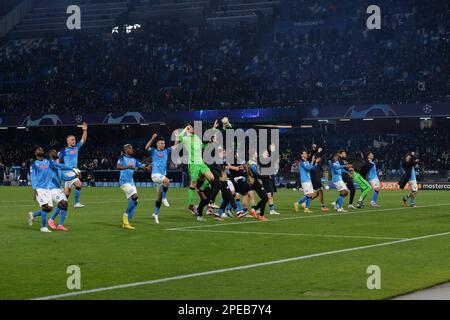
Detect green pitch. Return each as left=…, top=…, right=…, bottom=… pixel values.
left=0, top=186, right=449, bottom=300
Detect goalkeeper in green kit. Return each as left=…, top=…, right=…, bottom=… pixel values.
left=176, top=121, right=220, bottom=217
left=348, top=151, right=373, bottom=208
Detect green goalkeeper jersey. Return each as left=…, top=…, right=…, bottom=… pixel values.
left=179, top=133, right=205, bottom=165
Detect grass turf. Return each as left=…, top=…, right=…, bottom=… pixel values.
left=0, top=186, right=449, bottom=300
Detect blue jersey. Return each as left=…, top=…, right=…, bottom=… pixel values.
left=117, top=155, right=143, bottom=186
left=299, top=160, right=315, bottom=183
left=30, top=159, right=74, bottom=190
left=59, top=141, right=83, bottom=168
left=330, top=160, right=349, bottom=183
left=368, top=160, right=378, bottom=181
left=149, top=147, right=171, bottom=176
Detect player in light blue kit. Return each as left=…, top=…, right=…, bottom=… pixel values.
left=294, top=150, right=320, bottom=214
left=145, top=133, right=175, bottom=224
left=47, top=149, right=78, bottom=231
left=367, top=152, right=381, bottom=207
left=117, top=144, right=149, bottom=230
left=330, top=152, right=351, bottom=213
left=28, top=147, right=77, bottom=233
left=57, top=122, right=88, bottom=209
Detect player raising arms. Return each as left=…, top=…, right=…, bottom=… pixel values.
left=145, top=133, right=175, bottom=224
left=295, top=150, right=320, bottom=214
left=116, top=144, right=149, bottom=229
left=176, top=121, right=221, bottom=218
left=28, top=147, right=78, bottom=233
left=367, top=152, right=381, bottom=207
left=309, top=144, right=329, bottom=212
left=330, top=152, right=351, bottom=213
left=57, top=122, right=88, bottom=209
left=399, top=152, right=420, bottom=208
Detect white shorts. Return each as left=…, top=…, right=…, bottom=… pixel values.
left=301, top=182, right=314, bottom=195
left=63, top=171, right=81, bottom=189
left=369, top=178, right=380, bottom=189
left=50, top=188, right=67, bottom=203
left=334, top=180, right=348, bottom=192
left=227, top=179, right=235, bottom=194
left=35, top=189, right=52, bottom=207
left=151, top=173, right=167, bottom=188
left=409, top=180, right=418, bottom=192
left=120, top=183, right=137, bottom=199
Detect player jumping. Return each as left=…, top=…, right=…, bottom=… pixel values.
left=176, top=121, right=222, bottom=221
left=399, top=152, right=420, bottom=208
left=145, top=133, right=175, bottom=224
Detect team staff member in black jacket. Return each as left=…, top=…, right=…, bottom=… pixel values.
left=260, top=145, right=280, bottom=215
left=399, top=152, right=420, bottom=208
left=309, top=144, right=330, bottom=212
left=338, top=150, right=357, bottom=210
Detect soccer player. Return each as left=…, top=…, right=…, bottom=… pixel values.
left=145, top=133, right=174, bottom=224
left=294, top=150, right=319, bottom=214
left=367, top=152, right=381, bottom=207
left=339, top=150, right=356, bottom=209
left=58, top=122, right=88, bottom=208
left=116, top=144, right=149, bottom=229
left=248, top=150, right=269, bottom=220
left=47, top=149, right=75, bottom=231
left=330, top=152, right=350, bottom=213
left=176, top=121, right=221, bottom=220
left=309, top=144, right=329, bottom=212
left=28, top=147, right=77, bottom=233
left=399, top=152, right=420, bottom=207
left=348, top=151, right=372, bottom=208
left=260, top=147, right=280, bottom=215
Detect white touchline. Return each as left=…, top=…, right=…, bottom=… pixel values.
left=170, top=229, right=407, bottom=240
left=32, top=231, right=450, bottom=300
left=165, top=203, right=450, bottom=231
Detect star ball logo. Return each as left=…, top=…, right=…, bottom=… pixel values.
left=423, top=104, right=432, bottom=114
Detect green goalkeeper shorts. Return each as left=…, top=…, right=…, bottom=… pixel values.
left=188, top=163, right=210, bottom=181
left=353, top=171, right=371, bottom=191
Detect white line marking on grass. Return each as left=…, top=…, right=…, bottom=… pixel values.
left=32, top=230, right=450, bottom=300
left=166, top=203, right=450, bottom=231
left=169, top=229, right=407, bottom=240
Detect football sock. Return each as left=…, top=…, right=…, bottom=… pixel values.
left=372, top=190, right=379, bottom=202
left=188, top=187, right=195, bottom=206
left=161, top=186, right=168, bottom=199
left=59, top=210, right=67, bottom=226
left=50, top=207, right=60, bottom=220
left=74, top=187, right=81, bottom=203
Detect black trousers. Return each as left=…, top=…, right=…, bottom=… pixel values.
left=343, top=174, right=356, bottom=204
left=251, top=179, right=269, bottom=216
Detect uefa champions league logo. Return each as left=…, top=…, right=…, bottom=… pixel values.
left=422, top=104, right=432, bottom=114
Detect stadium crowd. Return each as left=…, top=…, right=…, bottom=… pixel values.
left=1, top=125, right=449, bottom=184
left=0, top=0, right=448, bottom=115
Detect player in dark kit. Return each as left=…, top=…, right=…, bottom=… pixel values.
left=399, top=152, right=420, bottom=207
left=196, top=147, right=243, bottom=221
left=339, top=150, right=356, bottom=210
left=309, top=144, right=329, bottom=212
left=260, top=145, right=280, bottom=215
